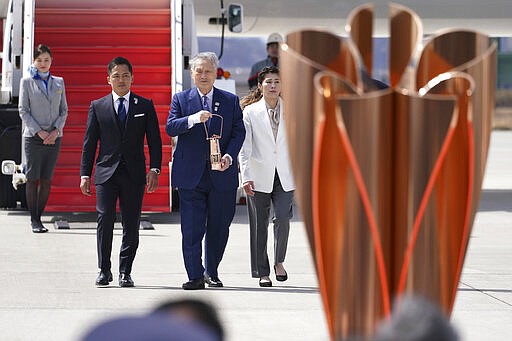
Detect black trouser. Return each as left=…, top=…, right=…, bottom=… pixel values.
left=95, top=164, right=145, bottom=274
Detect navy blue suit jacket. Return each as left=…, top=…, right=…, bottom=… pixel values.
left=81, top=92, right=162, bottom=185
left=166, top=87, right=245, bottom=190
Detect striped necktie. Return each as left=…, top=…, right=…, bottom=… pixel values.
left=202, top=95, right=210, bottom=112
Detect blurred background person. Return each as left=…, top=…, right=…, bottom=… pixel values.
left=19, top=44, right=68, bottom=233
left=239, top=66, right=295, bottom=287
left=247, top=33, right=283, bottom=89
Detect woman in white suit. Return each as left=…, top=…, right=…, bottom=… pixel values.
left=19, top=44, right=68, bottom=233
left=239, top=66, right=295, bottom=287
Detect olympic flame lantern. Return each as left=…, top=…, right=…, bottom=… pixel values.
left=209, top=134, right=223, bottom=170
left=280, top=3, right=496, bottom=340
left=205, top=113, right=224, bottom=171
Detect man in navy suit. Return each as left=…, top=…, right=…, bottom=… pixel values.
left=80, top=56, right=162, bottom=288
left=166, top=52, right=245, bottom=290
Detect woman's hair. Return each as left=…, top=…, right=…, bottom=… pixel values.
left=240, top=66, right=279, bottom=109
left=34, top=44, right=52, bottom=59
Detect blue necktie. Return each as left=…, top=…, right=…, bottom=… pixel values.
left=202, top=95, right=210, bottom=112
left=118, top=97, right=126, bottom=126
left=203, top=95, right=213, bottom=130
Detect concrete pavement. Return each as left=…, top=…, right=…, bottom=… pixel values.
left=1, top=131, right=512, bottom=340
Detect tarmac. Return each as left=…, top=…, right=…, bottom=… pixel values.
left=1, top=130, right=512, bottom=341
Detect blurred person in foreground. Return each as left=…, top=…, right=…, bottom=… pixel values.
left=372, top=295, right=459, bottom=341
left=81, top=314, right=217, bottom=341
left=152, top=298, right=224, bottom=340
left=239, top=66, right=295, bottom=287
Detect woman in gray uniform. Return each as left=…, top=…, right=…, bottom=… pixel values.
left=19, top=44, right=68, bottom=233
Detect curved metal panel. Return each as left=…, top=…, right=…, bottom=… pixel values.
left=280, top=3, right=495, bottom=340
left=346, top=3, right=374, bottom=75
left=389, top=3, right=423, bottom=89
left=280, top=30, right=360, bottom=266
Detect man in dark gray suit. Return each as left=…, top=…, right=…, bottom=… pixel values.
left=80, top=56, right=162, bottom=288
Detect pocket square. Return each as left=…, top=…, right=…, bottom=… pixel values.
left=134, top=113, right=145, bottom=117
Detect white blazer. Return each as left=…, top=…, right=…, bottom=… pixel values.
left=239, top=97, right=295, bottom=193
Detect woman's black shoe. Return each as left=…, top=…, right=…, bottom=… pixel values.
left=274, top=265, right=288, bottom=282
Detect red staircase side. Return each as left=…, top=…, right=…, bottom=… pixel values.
left=37, top=27, right=171, bottom=47
left=34, top=0, right=172, bottom=212
left=50, top=66, right=171, bottom=86
left=35, top=8, right=170, bottom=27
left=51, top=47, right=171, bottom=66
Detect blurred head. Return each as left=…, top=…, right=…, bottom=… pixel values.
left=107, top=56, right=133, bottom=96
left=258, top=66, right=280, bottom=102
left=373, top=295, right=459, bottom=341
left=152, top=299, right=224, bottom=340
left=266, top=32, right=283, bottom=58
left=33, top=44, right=52, bottom=73
left=81, top=314, right=217, bottom=341
left=190, top=52, right=219, bottom=94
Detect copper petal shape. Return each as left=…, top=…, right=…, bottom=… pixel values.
left=313, top=72, right=392, bottom=339
left=280, top=3, right=496, bottom=340
left=281, top=30, right=360, bottom=266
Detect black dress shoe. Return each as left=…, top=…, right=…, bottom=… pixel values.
left=31, top=222, right=48, bottom=233
left=119, top=273, right=134, bottom=287
left=204, top=274, right=223, bottom=287
left=182, top=278, right=205, bottom=290
left=259, top=277, right=272, bottom=287
left=95, top=270, right=113, bottom=286
left=274, top=265, right=288, bottom=282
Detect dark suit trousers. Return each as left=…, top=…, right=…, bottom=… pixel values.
left=248, top=172, right=294, bottom=278
left=178, top=163, right=237, bottom=280
left=95, top=164, right=145, bottom=274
